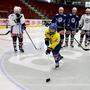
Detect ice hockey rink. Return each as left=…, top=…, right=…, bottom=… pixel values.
left=0, top=26, right=90, bottom=90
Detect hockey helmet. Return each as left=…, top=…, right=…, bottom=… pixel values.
left=14, top=6, right=21, bottom=14
left=49, top=23, right=57, bottom=34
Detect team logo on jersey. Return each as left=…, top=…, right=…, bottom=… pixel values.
left=85, top=18, right=90, bottom=23
left=57, top=17, right=63, bottom=23
left=71, top=18, right=75, bottom=23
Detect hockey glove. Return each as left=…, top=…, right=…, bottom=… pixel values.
left=45, top=38, right=49, bottom=46
left=22, top=23, right=26, bottom=30
left=76, top=28, right=79, bottom=33
left=46, top=47, right=52, bottom=55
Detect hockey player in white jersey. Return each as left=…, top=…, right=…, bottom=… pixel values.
left=8, top=6, right=26, bottom=52
left=79, top=8, right=90, bottom=46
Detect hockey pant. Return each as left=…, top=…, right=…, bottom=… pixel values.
left=80, top=30, right=90, bottom=45
left=65, top=30, right=76, bottom=45
left=58, top=30, right=64, bottom=46
left=12, top=34, right=23, bottom=50
left=52, top=43, right=62, bottom=64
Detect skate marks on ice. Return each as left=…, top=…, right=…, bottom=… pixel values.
left=0, top=51, right=29, bottom=90
left=61, top=48, right=84, bottom=60
left=9, top=53, right=54, bottom=72
left=1, top=47, right=90, bottom=90
left=1, top=28, right=90, bottom=90
left=0, top=51, right=54, bottom=90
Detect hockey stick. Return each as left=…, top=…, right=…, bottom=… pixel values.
left=46, top=54, right=51, bottom=82
left=74, top=37, right=90, bottom=51
left=0, top=30, right=10, bottom=35
left=24, top=29, right=38, bottom=50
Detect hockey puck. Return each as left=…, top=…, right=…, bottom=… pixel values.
left=46, top=78, right=51, bottom=82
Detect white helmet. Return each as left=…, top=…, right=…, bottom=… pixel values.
left=18, top=7, right=22, bottom=12
left=14, top=6, right=21, bottom=14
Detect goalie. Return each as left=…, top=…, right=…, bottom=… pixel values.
left=8, top=6, right=26, bottom=52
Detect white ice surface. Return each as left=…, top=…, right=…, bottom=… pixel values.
left=0, top=37, right=24, bottom=90
left=0, top=26, right=90, bottom=90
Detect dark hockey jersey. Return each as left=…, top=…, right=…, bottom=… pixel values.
left=66, top=13, right=79, bottom=29
left=52, top=13, right=66, bottom=29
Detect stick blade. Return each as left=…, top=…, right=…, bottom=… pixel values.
left=83, top=49, right=90, bottom=51
left=0, top=34, right=6, bottom=35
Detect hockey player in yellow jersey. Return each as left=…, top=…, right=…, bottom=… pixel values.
left=45, top=23, right=63, bottom=68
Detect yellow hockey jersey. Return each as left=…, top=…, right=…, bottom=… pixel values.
left=45, top=29, right=60, bottom=49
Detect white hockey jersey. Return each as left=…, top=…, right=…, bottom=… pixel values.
left=79, top=14, right=90, bottom=31
left=8, top=13, right=25, bottom=34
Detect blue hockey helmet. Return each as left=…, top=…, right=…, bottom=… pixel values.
left=49, top=23, right=57, bottom=31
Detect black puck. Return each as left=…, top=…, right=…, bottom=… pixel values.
left=46, top=78, right=51, bottom=82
